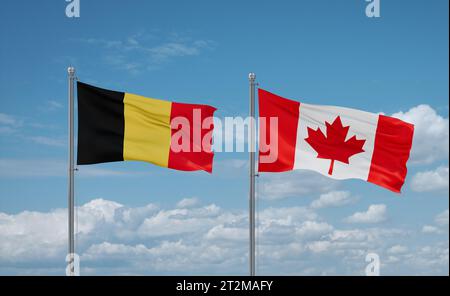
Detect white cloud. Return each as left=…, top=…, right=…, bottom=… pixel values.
left=259, top=171, right=338, bottom=200
left=422, top=225, right=443, bottom=234
left=345, top=204, right=387, bottom=224
left=81, top=239, right=244, bottom=275
left=149, top=41, right=208, bottom=62
left=0, top=111, right=62, bottom=143
left=0, top=199, right=123, bottom=263
left=306, top=241, right=332, bottom=253
left=435, top=209, right=449, bottom=226
left=205, top=224, right=247, bottom=242
left=419, top=209, right=449, bottom=235
left=310, top=191, right=357, bottom=209
left=295, top=221, right=333, bottom=239
left=0, top=113, right=20, bottom=126
left=329, top=229, right=369, bottom=242
left=258, top=206, right=318, bottom=225
left=0, top=199, right=447, bottom=275
left=81, top=199, right=123, bottom=223
left=392, top=105, right=449, bottom=165
left=176, top=197, right=200, bottom=208
left=0, top=199, right=246, bottom=275
left=411, top=166, right=449, bottom=192
left=0, top=113, right=21, bottom=134
left=405, top=243, right=449, bottom=274
left=40, top=100, right=63, bottom=112
left=79, top=33, right=214, bottom=73
left=137, top=204, right=223, bottom=238
left=47, top=100, right=63, bottom=109
left=387, top=245, right=408, bottom=254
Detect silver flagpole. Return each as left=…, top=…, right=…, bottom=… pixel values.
left=248, top=72, right=256, bottom=276
left=67, top=66, right=75, bottom=276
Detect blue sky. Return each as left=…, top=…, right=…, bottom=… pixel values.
left=0, top=0, right=448, bottom=275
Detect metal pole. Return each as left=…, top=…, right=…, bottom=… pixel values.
left=248, top=72, right=256, bottom=276
left=67, top=66, right=75, bottom=276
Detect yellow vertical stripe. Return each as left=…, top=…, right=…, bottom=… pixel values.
left=123, top=93, right=172, bottom=167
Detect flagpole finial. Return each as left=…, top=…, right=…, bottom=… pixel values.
left=248, top=72, right=256, bottom=81
left=68, top=67, right=75, bottom=75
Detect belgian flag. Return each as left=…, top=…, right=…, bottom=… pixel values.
left=77, top=82, right=216, bottom=173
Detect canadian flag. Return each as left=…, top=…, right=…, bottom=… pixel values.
left=258, top=89, right=415, bottom=193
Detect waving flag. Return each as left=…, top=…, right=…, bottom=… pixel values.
left=258, top=89, right=414, bottom=193
left=77, top=82, right=216, bottom=173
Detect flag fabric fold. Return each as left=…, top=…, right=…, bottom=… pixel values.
left=77, top=82, right=216, bottom=173
left=258, top=89, right=414, bottom=193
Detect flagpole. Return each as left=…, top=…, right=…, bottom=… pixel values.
left=67, top=66, right=75, bottom=276
left=248, top=72, right=256, bottom=276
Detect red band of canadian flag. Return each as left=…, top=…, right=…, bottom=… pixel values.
left=258, top=89, right=414, bottom=193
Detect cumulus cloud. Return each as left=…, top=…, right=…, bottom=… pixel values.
left=392, top=105, right=449, bottom=165
left=137, top=204, right=223, bottom=238
left=0, top=198, right=123, bottom=265
left=420, top=209, right=449, bottom=235
left=295, top=221, right=333, bottom=239
left=310, top=191, right=357, bottom=209
left=345, top=204, right=387, bottom=224
left=205, top=225, right=247, bottom=242
left=411, top=166, right=449, bottom=192
left=176, top=197, right=200, bottom=208
left=0, top=199, right=448, bottom=275
left=404, top=243, right=449, bottom=275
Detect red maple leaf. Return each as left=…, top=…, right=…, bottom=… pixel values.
left=305, top=116, right=366, bottom=175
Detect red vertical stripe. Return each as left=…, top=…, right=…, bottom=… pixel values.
left=368, top=115, right=414, bottom=193
left=168, top=102, right=216, bottom=173
left=258, top=89, right=300, bottom=172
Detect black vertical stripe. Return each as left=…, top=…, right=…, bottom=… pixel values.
left=77, top=82, right=125, bottom=165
